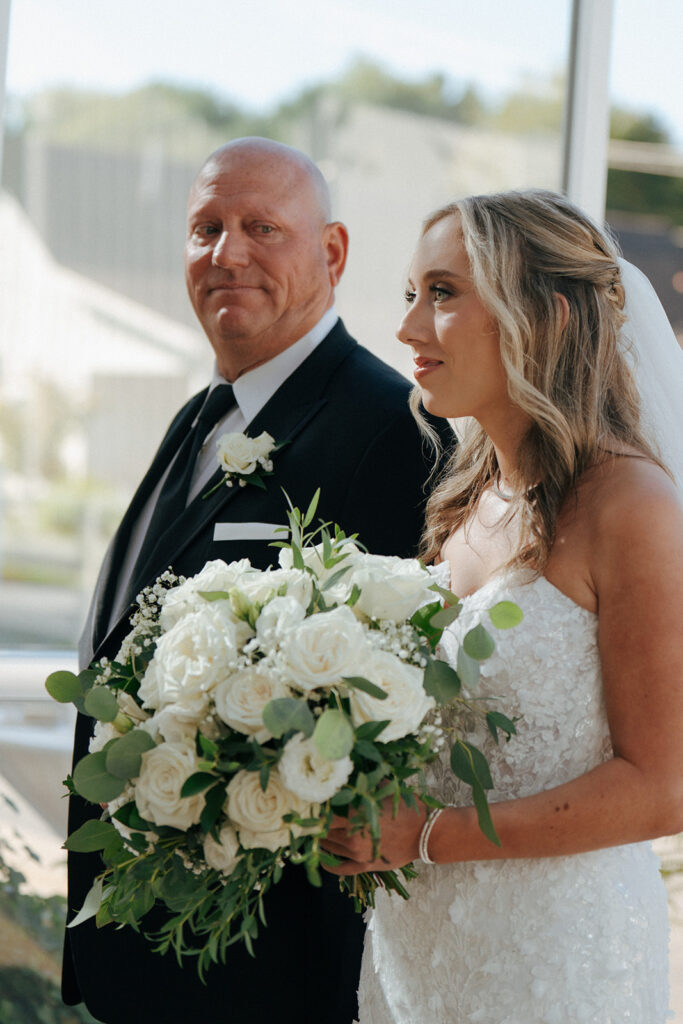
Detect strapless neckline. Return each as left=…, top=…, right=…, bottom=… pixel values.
left=453, top=566, right=597, bottom=620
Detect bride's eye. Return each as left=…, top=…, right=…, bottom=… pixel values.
left=404, top=288, right=416, bottom=305
left=430, top=284, right=452, bottom=302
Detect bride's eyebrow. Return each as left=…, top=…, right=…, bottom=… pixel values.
left=424, top=269, right=471, bottom=284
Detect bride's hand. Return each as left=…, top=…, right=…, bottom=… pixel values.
left=321, top=797, right=429, bottom=875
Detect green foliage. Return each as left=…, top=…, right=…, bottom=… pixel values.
left=262, top=697, right=315, bottom=739
left=313, top=709, right=355, bottom=759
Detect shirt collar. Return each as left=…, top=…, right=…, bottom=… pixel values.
left=208, top=308, right=338, bottom=426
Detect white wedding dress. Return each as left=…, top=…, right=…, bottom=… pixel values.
left=356, top=566, right=671, bottom=1024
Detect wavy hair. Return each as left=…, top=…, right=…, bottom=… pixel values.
left=416, top=189, right=666, bottom=567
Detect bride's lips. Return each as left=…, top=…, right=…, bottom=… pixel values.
left=413, top=356, right=444, bottom=381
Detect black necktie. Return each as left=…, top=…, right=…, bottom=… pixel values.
left=129, top=383, right=235, bottom=588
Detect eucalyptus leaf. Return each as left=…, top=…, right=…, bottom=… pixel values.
left=456, top=646, right=480, bottom=689
left=471, top=779, right=501, bottom=846
left=463, top=624, right=495, bottom=661
left=428, top=582, right=461, bottom=606
left=67, top=878, right=104, bottom=929
left=450, top=740, right=493, bottom=790
left=489, top=600, right=524, bottom=629
left=342, top=676, right=388, bottom=701
left=73, top=752, right=126, bottom=803
left=423, top=659, right=461, bottom=704
left=313, top=709, right=354, bottom=760
left=486, top=710, right=518, bottom=743
left=105, top=729, right=156, bottom=780
left=262, top=697, right=315, bottom=739
left=45, top=670, right=82, bottom=704
left=84, top=686, right=119, bottom=723
left=428, top=604, right=462, bottom=630
left=64, top=819, right=119, bottom=853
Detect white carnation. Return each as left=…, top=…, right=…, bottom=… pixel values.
left=203, top=822, right=240, bottom=875
left=348, top=649, right=435, bottom=741
left=226, top=769, right=314, bottom=852
left=279, top=734, right=353, bottom=803
left=351, top=555, right=434, bottom=622
left=213, top=665, right=290, bottom=743
left=280, top=605, right=367, bottom=691
left=134, top=742, right=204, bottom=830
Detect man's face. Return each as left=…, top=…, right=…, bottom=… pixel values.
left=184, top=151, right=347, bottom=381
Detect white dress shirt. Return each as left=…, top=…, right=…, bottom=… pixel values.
left=109, top=309, right=338, bottom=624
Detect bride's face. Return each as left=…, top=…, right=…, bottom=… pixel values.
left=397, top=214, right=511, bottom=425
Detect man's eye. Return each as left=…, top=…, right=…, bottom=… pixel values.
left=254, top=224, right=275, bottom=234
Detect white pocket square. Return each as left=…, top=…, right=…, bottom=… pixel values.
left=213, top=522, right=286, bottom=542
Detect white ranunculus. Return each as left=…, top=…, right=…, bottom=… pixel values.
left=280, top=605, right=366, bottom=691
left=134, top=742, right=204, bottom=830
left=256, top=595, right=307, bottom=646
left=138, top=603, right=242, bottom=719
left=213, top=665, right=290, bottom=743
left=351, top=555, right=434, bottom=622
left=203, top=821, right=240, bottom=875
left=279, top=733, right=353, bottom=803
left=160, top=559, right=254, bottom=630
left=348, top=649, right=435, bottom=741
left=216, top=431, right=275, bottom=476
left=226, top=769, right=314, bottom=852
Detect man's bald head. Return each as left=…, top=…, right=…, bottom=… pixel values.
left=184, top=138, right=348, bottom=380
left=191, top=137, right=332, bottom=224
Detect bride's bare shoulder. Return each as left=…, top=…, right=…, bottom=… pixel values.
left=579, top=453, right=682, bottom=582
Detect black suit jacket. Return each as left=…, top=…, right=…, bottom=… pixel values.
left=64, top=320, right=453, bottom=1024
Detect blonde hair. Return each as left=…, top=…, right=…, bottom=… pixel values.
left=416, top=189, right=666, bottom=567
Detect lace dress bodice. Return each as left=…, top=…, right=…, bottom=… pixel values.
left=357, top=570, right=671, bottom=1024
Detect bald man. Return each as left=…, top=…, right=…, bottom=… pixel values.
left=63, top=138, right=452, bottom=1024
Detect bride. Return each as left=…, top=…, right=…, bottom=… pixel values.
left=323, top=190, right=683, bottom=1022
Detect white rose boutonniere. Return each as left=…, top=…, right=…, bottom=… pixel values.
left=205, top=431, right=284, bottom=494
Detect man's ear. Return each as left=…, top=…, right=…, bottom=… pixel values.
left=324, top=221, right=349, bottom=287
left=555, top=291, right=570, bottom=330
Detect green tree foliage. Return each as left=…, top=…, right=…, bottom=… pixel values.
left=608, top=108, right=683, bottom=225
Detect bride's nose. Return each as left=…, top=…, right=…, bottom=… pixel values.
left=396, top=301, right=426, bottom=348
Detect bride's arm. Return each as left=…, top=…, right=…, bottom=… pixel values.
left=324, top=461, right=683, bottom=872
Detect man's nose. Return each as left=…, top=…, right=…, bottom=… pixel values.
left=212, top=230, right=249, bottom=268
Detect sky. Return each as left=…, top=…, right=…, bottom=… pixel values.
left=4, top=0, right=683, bottom=144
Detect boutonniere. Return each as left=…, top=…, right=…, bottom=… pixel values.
left=204, top=431, right=285, bottom=496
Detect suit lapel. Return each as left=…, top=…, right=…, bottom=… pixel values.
left=94, top=322, right=357, bottom=661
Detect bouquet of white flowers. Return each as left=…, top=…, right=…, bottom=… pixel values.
left=48, top=493, right=520, bottom=978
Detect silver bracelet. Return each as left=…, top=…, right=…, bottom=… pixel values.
left=419, top=806, right=448, bottom=864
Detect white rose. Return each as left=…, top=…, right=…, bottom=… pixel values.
left=231, top=566, right=308, bottom=609
left=348, top=649, right=435, bottom=741
left=216, top=431, right=274, bottom=476
left=203, top=822, right=240, bottom=875
left=280, top=605, right=367, bottom=691
left=213, top=665, right=290, bottom=743
left=146, top=706, right=197, bottom=745
left=138, top=603, right=242, bottom=719
left=134, top=742, right=204, bottom=830
left=160, top=559, right=254, bottom=630
left=351, top=555, right=434, bottom=622
left=226, top=769, right=314, bottom=852
left=279, top=733, right=353, bottom=803
left=278, top=541, right=361, bottom=600
left=256, top=595, right=307, bottom=646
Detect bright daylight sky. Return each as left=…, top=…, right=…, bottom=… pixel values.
left=4, top=0, right=683, bottom=144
